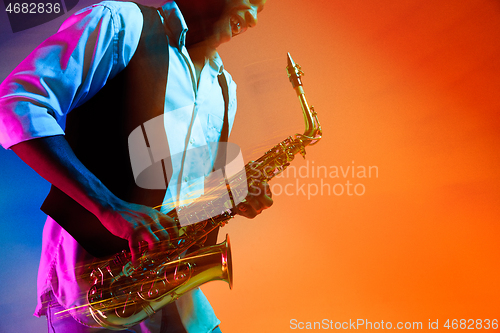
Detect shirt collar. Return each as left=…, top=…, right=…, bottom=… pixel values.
left=159, top=1, right=188, bottom=48
left=159, top=1, right=224, bottom=75
left=211, top=52, right=224, bottom=75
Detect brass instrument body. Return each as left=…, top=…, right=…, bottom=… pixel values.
left=88, top=236, right=232, bottom=329
left=84, top=54, right=322, bottom=330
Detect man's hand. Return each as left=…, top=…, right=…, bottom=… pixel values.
left=97, top=199, right=178, bottom=264
left=235, top=181, right=273, bottom=219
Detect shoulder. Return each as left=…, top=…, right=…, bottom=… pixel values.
left=76, top=1, right=142, bottom=18
left=56, top=1, right=146, bottom=69
left=59, top=1, right=143, bottom=33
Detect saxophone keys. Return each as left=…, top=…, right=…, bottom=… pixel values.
left=115, top=299, right=138, bottom=318
left=300, top=147, right=307, bottom=159
left=139, top=277, right=168, bottom=301
left=310, top=105, right=317, bottom=115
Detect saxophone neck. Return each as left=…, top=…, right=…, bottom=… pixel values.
left=286, top=53, right=322, bottom=145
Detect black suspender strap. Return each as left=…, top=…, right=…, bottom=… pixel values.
left=213, top=72, right=230, bottom=173
left=218, top=73, right=230, bottom=142
left=204, top=73, right=230, bottom=247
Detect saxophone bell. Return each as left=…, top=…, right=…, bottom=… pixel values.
left=88, top=235, right=233, bottom=330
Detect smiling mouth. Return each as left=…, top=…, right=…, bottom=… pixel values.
left=230, top=16, right=243, bottom=36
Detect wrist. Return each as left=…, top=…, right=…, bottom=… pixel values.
left=79, top=176, right=121, bottom=219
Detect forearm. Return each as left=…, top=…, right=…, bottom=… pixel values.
left=11, top=135, right=117, bottom=219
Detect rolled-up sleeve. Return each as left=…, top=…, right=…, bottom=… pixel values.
left=0, top=1, right=143, bottom=149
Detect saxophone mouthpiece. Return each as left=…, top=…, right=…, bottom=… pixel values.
left=287, top=52, right=295, bottom=68
left=286, top=52, right=303, bottom=89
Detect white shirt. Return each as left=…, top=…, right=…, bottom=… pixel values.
left=0, top=1, right=237, bottom=332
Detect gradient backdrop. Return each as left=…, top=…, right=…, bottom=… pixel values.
left=1, top=0, right=499, bottom=332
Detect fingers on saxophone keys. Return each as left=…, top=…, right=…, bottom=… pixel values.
left=237, top=202, right=256, bottom=219
left=152, top=211, right=179, bottom=235
left=262, top=181, right=272, bottom=198
left=152, top=219, right=178, bottom=253
left=129, top=231, right=159, bottom=265
left=235, top=182, right=273, bottom=219
left=237, top=198, right=272, bottom=219
left=248, top=182, right=273, bottom=208
left=129, top=240, right=141, bottom=265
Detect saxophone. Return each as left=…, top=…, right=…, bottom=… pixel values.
left=83, top=53, right=322, bottom=330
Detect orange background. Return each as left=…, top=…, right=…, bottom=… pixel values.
left=210, top=0, right=500, bottom=331
left=0, top=0, right=499, bottom=332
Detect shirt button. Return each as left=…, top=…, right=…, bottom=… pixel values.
left=190, top=138, right=195, bottom=144
left=183, top=177, right=188, bottom=182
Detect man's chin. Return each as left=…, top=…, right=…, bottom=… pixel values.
left=212, top=29, right=233, bottom=47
